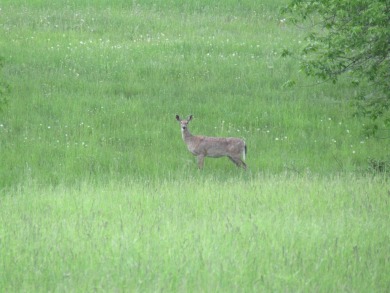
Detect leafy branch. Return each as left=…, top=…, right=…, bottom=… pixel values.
left=282, top=0, right=390, bottom=134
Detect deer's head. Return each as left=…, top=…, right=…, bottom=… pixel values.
left=176, top=115, right=193, bottom=131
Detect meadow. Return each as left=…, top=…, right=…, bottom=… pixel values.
left=0, top=0, right=389, bottom=292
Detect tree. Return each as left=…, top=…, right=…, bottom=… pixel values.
left=282, top=0, right=390, bottom=133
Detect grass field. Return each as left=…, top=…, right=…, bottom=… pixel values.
left=0, top=0, right=389, bottom=291
left=1, top=175, right=389, bottom=292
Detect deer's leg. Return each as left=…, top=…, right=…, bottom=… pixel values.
left=228, top=156, right=247, bottom=170
left=197, top=155, right=205, bottom=169
left=228, top=156, right=240, bottom=167
left=240, top=160, right=247, bottom=170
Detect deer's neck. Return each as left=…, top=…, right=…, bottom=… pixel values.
left=182, top=128, right=193, bottom=142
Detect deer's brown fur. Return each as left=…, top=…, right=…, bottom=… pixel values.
left=176, top=115, right=247, bottom=169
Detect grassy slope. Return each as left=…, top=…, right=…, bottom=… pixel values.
left=0, top=0, right=388, bottom=187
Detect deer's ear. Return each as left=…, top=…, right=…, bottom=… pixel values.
left=188, top=115, right=193, bottom=121
left=175, top=115, right=180, bottom=121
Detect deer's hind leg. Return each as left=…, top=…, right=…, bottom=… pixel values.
left=228, top=156, right=247, bottom=170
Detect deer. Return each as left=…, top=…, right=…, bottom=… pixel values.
left=176, top=115, right=247, bottom=170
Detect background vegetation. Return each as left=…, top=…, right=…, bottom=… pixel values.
left=283, top=0, right=390, bottom=133
left=0, top=0, right=388, bottom=291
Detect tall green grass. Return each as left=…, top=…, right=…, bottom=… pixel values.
left=1, top=0, right=388, bottom=187
left=1, top=175, right=389, bottom=292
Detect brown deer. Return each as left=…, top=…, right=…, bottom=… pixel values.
left=176, top=115, right=247, bottom=169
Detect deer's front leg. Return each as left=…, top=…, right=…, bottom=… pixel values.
left=197, top=155, right=205, bottom=169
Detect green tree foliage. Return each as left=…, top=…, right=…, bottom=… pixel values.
left=282, top=0, right=390, bottom=129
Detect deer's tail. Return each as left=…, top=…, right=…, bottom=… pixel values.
left=243, top=144, right=247, bottom=161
